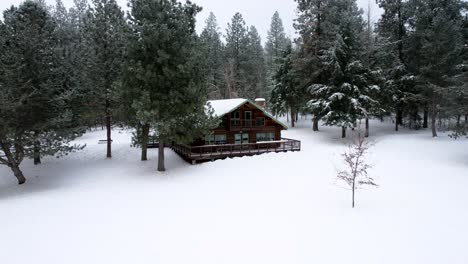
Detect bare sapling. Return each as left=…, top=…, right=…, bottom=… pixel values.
left=337, top=123, right=377, bottom=208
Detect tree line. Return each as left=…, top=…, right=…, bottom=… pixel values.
left=0, top=0, right=294, bottom=184
left=0, top=0, right=467, bottom=185
left=272, top=0, right=467, bottom=140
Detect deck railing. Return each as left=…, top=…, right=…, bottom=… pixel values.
left=170, top=138, right=301, bottom=163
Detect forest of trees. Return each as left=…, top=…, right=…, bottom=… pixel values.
left=0, top=0, right=467, bottom=184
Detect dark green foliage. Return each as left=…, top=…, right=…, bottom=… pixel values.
left=200, top=12, right=225, bottom=100
left=0, top=1, right=84, bottom=184
left=123, top=0, right=218, bottom=171
left=265, top=11, right=291, bottom=99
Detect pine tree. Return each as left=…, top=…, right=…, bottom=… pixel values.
left=408, top=0, right=464, bottom=137
left=294, top=0, right=345, bottom=131
left=225, top=12, right=248, bottom=98
left=375, top=0, right=424, bottom=131
left=200, top=12, right=225, bottom=100
left=270, top=44, right=304, bottom=127
left=265, top=11, right=290, bottom=98
left=124, top=0, right=218, bottom=172
left=244, top=26, right=268, bottom=99
left=299, top=0, right=376, bottom=137
left=0, top=1, right=84, bottom=184
left=84, top=0, right=128, bottom=158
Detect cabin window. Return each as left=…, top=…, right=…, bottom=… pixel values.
left=245, top=111, right=252, bottom=127
left=205, top=134, right=227, bottom=145
left=256, top=132, right=275, bottom=142
left=235, top=133, right=249, bottom=144
left=256, top=117, right=265, bottom=126
left=231, top=111, right=241, bottom=126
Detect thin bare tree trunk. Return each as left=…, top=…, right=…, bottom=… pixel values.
left=431, top=96, right=438, bottom=137
left=33, top=140, right=41, bottom=165
left=465, top=114, right=468, bottom=124
left=365, top=118, right=370, bottom=138
left=342, top=127, right=346, bottom=138
left=423, top=106, right=429, bottom=129
left=395, top=108, right=402, bottom=132
left=352, top=179, right=355, bottom=209
left=141, top=124, right=150, bottom=161
left=106, top=101, right=112, bottom=158
left=313, top=117, right=319, bottom=131
left=291, top=110, right=295, bottom=128
left=158, top=141, right=165, bottom=172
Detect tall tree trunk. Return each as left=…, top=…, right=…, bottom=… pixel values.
left=456, top=115, right=461, bottom=127
left=1, top=143, right=26, bottom=185
left=423, top=107, right=429, bottom=129
left=465, top=114, right=468, bottom=124
left=352, top=179, right=355, bottom=209
left=291, top=110, right=295, bottom=128
left=395, top=108, right=402, bottom=131
left=11, top=165, right=26, bottom=185
left=431, top=96, right=438, bottom=138
left=158, top=141, right=165, bottom=172
left=106, top=102, right=112, bottom=158
left=313, top=116, right=319, bottom=131
left=141, top=124, right=150, bottom=161
left=33, top=140, right=41, bottom=165
left=342, top=127, right=347, bottom=138
left=365, top=118, right=370, bottom=138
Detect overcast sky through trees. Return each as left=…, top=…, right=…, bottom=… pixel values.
left=0, top=0, right=382, bottom=42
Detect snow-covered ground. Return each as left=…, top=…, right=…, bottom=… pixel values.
left=1, top=119, right=467, bottom=264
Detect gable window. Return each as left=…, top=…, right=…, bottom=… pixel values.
left=231, top=111, right=240, bottom=126
left=244, top=111, right=252, bottom=127
left=256, top=117, right=265, bottom=126
left=205, top=134, right=227, bottom=145
left=256, top=132, right=275, bottom=142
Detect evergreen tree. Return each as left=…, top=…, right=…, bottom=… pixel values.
left=305, top=0, right=378, bottom=138
left=270, top=44, right=304, bottom=127
left=244, top=26, right=267, bottom=99
left=224, top=12, right=248, bottom=98
left=408, top=0, right=464, bottom=137
left=84, top=0, right=128, bottom=158
left=200, top=12, right=225, bottom=100
left=294, top=0, right=346, bottom=131
left=376, top=0, right=423, bottom=131
left=0, top=1, right=83, bottom=184
left=265, top=11, right=290, bottom=98
left=123, top=0, right=218, bottom=172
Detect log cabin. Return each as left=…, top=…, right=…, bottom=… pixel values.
left=170, top=98, right=301, bottom=163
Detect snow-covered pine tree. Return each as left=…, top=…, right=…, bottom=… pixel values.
left=265, top=11, right=291, bottom=99
left=244, top=26, right=268, bottom=99
left=407, top=0, right=464, bottom=137
left=124, top=0, right=218, bottom=172
left=84, top=0, right=128, bottom=158
left=294, top=0, right=347, bottom=131
left=376, top=0, right=424, bottom=131
left=306, top=0, right=377, bottom=138
left=0, top=1, right=84, bottom=184
left=200, top=12, right=225, bottom=100
left=225, top=12, right=248, bottom=98
left=271, top=44, right=304, bottom=128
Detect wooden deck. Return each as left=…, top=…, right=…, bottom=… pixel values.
left=169, top=138, right=301, bottom=164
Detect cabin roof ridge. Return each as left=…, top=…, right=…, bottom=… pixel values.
left=206, top=98, right=288, bottom=130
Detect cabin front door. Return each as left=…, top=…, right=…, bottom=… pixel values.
left=234, top=133, right=249, bottom=144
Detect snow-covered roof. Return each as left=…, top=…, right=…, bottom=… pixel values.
left=207, top=99, right=247, bottom=117
left=206, top=98, right=288, bottom=129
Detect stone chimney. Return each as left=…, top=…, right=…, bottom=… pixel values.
left=255, top=98, right=266, bottom=108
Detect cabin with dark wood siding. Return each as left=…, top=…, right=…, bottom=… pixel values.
left=170, top=99, right=301, bottom=163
